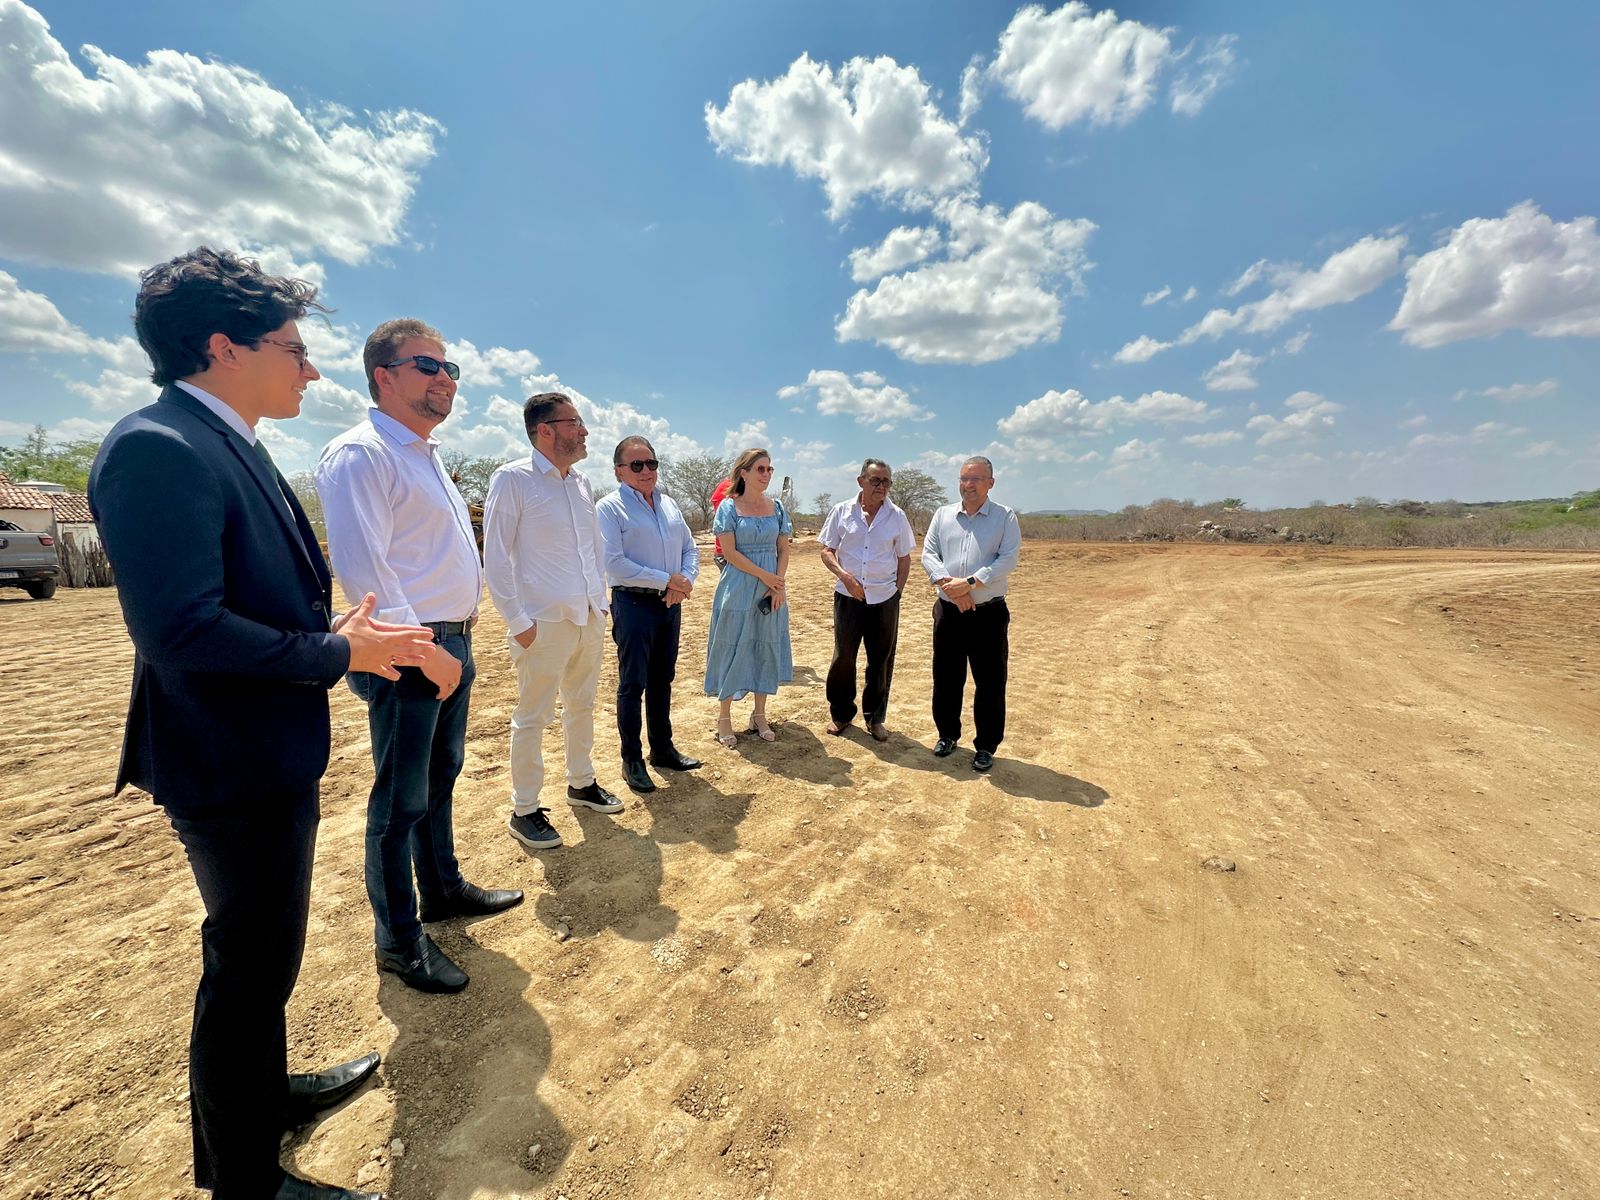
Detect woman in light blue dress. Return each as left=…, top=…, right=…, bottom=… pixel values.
left=704, top=447, right=793, bottom=745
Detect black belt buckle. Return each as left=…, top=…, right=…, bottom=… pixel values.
left=425, top=618, right=471, bottom=640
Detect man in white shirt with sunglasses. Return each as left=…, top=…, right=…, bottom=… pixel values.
left=316, top=320, right=523, bottom=996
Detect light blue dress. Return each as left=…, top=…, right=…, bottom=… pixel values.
left=704, top=497, right=794, bottom=700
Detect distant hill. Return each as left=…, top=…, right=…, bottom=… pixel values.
left=1029, top=508, right=1111, bottom=517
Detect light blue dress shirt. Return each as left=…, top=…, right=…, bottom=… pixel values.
left=597, top=484, right=699, bottom=590
left=920, top=499, right=1022, bottom=602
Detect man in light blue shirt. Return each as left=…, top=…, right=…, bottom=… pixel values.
left=597, top=435, right=703, bottom=793
left=920, top=455, right=1022, bottom=772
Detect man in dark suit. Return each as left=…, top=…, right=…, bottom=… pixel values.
left=89, top=247, right=436, bottom=1200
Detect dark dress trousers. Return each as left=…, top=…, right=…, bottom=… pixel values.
left=90, top=387, right=350, bottom=1198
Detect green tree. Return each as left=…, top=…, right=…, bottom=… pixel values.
left=0, top=426, right=101, bottom=491
left=889, top=468, right=948, bottom=529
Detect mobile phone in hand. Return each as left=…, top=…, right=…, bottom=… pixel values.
left=758, top=592, right=774, bottom=614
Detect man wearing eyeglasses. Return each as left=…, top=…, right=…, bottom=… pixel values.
left=484, top=393, right=623, bottom=851
left=596, top=436, right=703, bottom=793
left=90, top=249, right=439, bottom=1199
left=920, top=456, right=1022, bottom=773
left=819, top=459, right=915, bottom=743
left=315, top=319, right=523, bottom=996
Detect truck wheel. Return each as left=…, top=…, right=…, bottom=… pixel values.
left=27, top=578, right=57, bottom=600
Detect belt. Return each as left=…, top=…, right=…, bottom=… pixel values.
left=614, top=585, right=666, bottom=597
left=940, top=595, right=1006, bottom=609
left=423, top=618, right=474, bottom=639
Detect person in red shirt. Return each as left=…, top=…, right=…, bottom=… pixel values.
left=710, top=475, right=732, bottom=568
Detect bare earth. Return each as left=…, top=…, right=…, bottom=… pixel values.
left=3, top=542, right=1597, bottom=1200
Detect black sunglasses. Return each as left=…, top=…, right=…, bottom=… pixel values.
left=622, top=459, right=660, bottom=473
left=382, top=355, right=460, bottom=380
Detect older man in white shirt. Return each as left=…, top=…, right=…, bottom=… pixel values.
left=484, top=392, right=623, bottom=852
left=819, top=458, right=915, bottom=742
left=316, top=318, right=523, bottom=996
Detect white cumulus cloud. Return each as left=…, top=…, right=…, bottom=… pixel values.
left=984, top=4, right=1166, bottom=128
left=1112, top=334, right=1171, bottom=363
left=848, top=225, right=945, bottom=282
left=1390, top=203, right=1600, bottom=347
left=705, top=53, right=986, bottom=220
left=777, top=369, right=931, bottom=428
left=0, top=0, right=442, bottom=276
left=997, top=387, right=1213, bottom=440
left=836, top=198, right=1095, bottom=364
left=1202, top=348, right=1263, bottom=391
left=1246, top=390, right=1342, bottom=445
left=1142, top=285, right=1172, bottom=306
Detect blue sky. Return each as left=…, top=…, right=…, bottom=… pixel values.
left=2, top=0, right=1596, bottom=510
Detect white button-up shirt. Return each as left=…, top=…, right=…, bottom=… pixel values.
left=483, top=448, right=608, bottom=635
left=314, top=408, right=483, bottom=624
left=819, top=496, right=915, bottom=605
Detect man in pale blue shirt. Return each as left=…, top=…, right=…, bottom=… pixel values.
left=597, top=436, right=703, bottom=793
left=919, top=455, right=1022, bottom=772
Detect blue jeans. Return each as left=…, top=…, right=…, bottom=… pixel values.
left=347, top=631, right=473, bottom=953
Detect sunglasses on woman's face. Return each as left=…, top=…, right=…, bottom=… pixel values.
left=382, top=354, right=461, bottom=380
left=623, top=458, right=660, bottom=473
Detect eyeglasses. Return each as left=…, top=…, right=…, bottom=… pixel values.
left=864, top=475, right=892, bottom=488
left=382, top=355, right=461, bottom=380
left=257, top=338, right=310, bottom=368
left=622, top=459, right=660, bottom=473
left=541, top=416, right=588, bottom=430
left=752, top=464, right=774, bottom=474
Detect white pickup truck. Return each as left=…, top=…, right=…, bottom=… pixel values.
left=0, top=518, right=59, bottom=599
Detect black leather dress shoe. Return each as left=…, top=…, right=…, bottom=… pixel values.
left=933, top=738, right=958, bottom=757
left=649, top=747, right=703, bottom=771
left=622, top=756, right=657, bottom=792
left=286, top=1052, right=380, bottom=1124
left=419, top=881, right=524, bottom=923
left=274, top=1171, right=382, bottom=1199
left=375, top=933, right=468, bottom=994
left=567, top=781, right=625, bottom=812
left=972, top=749, right=995, bottom=772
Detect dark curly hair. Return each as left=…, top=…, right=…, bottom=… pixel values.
left=134, top=247, right=328, bottom=384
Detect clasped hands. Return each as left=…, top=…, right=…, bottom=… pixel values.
left=936, top=576, right=978, bottom=612
left=663, top=572, right=694, bottom=608
left=333, top=593, right=459, bottom=697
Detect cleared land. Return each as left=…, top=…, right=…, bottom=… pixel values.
left=2, top=542, right=1597, bottom=1200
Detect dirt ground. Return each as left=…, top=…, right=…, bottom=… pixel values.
left=2, top=541, right=1597, bottom=1200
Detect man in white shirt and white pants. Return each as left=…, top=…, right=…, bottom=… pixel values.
left=819, top=458, right=915, bottom=742
left=484, top=392, right=623, bottom=852
left=316, top=318, right=523, bottom=996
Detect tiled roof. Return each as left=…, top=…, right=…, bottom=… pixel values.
left=0, top=473, right=54, bottom=510
left=49, top=492, right=94, bottom=523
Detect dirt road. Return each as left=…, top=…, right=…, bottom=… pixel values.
left=3, top=542, right=1596, bottom=1199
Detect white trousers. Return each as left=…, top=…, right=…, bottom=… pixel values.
left=508, top=615, right=605, bottom=814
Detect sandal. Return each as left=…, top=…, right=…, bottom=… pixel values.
left=748, top=716, right=776, bottom=742
left=715, top=717, right=738, bottom=748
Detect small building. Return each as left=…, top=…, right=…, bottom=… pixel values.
left=0, top=473, right=109, bottom=585
left=0, top=473, right=55, bottom=533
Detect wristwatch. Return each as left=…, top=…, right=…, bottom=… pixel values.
left=965, top=575, right=977, bottom=586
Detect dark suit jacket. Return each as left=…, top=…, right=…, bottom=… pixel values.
left=89, top=386, right=351, bottom=810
